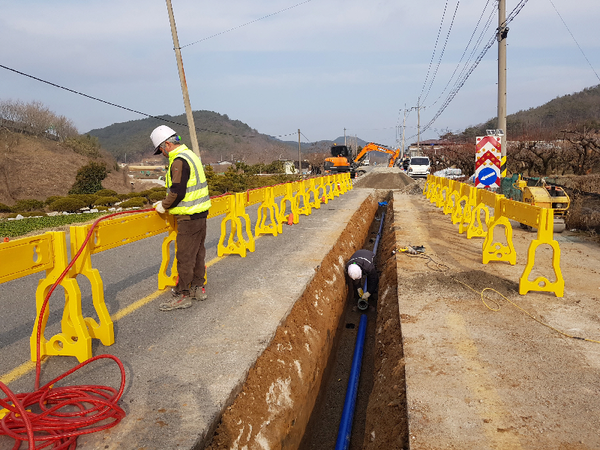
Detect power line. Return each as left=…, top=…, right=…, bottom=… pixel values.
left=421, top=1, right=461, bottom=106
left=412, top=0, right=531, bottom=139
left=0, top=63, right=260, bottom=139
left=179, top=0, right=313, bottom=49
left=547, top=0, right=600, bottom=83
left=427, top=0, right=495, bottom=109
left=418, top=0, right=451, bottom=104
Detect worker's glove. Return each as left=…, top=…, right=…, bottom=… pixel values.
left=362, top=291, right=371, bottom=300
left=153, top=201, right=166, bottom=214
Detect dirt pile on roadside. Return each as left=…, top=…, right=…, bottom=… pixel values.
left=354, top=169, right=414, bottom=190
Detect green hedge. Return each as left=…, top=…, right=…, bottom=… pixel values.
left=119, top=197, right=148, bottom=208
left=49, top=197, right=86, bottom=213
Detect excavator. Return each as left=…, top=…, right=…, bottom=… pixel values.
left=324, top=142, right=401, bottom=177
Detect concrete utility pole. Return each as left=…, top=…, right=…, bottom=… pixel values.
left=344, top=128, right=347, bottom=146
left=401, top=107, right=407, bottom=156
left=298, top=129, right=301, bottom=176
left=165, top=0, right=201, bottom=157
left=409, top=105, right=425, bottom=154
left=498, top=0, right=508, bottom=176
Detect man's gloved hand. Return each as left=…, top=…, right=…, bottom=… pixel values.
left=153, top=201, right=166, bottom=214
left=362, top=291, right=371, bottom=300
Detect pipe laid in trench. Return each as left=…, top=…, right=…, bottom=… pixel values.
left=357, top=208, right=386, bottom=311
left=334, top=313, right=368, bottom=450
left=335, top=203, right=387, bottom=448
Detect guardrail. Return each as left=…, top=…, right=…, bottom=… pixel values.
left=423, top=174, right=564, bottom=298
left=0, top=173, right=352, bottom=362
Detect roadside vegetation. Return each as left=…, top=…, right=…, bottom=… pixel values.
left=0, top=160, right=300, bottom=238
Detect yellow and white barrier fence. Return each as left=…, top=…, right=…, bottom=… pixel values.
left=423, top=174, right=564, bottom=298
left=0, top=173, right=352, bottom=362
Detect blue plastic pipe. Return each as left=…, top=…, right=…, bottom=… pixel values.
left=358, top=210, right=386, bottom=310
left=372, top=209, right=386, bottom=257
left=334, top=314, right=368, bottom=450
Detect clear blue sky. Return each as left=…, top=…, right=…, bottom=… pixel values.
left=1, top=0, right=598, bottom=148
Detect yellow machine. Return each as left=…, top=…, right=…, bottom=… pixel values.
left=324, top=142, right=401, bottom=176
left=513, top=176, right=571, bottom=233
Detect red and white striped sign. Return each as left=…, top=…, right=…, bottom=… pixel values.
left=475, top=136, right=501, bottom=188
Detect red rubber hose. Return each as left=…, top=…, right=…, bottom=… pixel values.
left=1, top=208, right=154, bottom=449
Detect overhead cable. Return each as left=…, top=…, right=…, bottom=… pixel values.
left=421, top=1, right=461, bottom=106
left=547, top=0, right=600, bottom=83
left=0, top=63, right=261, bottom=139
left=427, top=0, right=495, bottom=109
left=418, top=0, right=451, bottom=105
left=179, top=0, right=313, bottom=49
left=415, top=0, right=532, bottom=138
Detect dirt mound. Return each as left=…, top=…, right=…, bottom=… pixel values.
left=354, top=168, right=415, bottom=190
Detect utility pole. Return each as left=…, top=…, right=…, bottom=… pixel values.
left=298, top=129, right=301, bottom=176
left=165, top=0, right=201, bottom=157
left=417, top=104, right=422, bottom=154
left=409, top=105, right=425, bottom=155
left=498, top=0, right=508, bottom=176
left=344, top=128, right=347, bottom=146
left=401, top=107, right=407, bottom=157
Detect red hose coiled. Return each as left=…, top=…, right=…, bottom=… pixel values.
left=1, top=208, right=154, bottom=449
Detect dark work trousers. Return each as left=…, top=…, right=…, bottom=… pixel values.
left=175, top=216, right=207, bottom=294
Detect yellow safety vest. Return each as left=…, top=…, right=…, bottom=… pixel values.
left=165, top=145, right=211, bottom=215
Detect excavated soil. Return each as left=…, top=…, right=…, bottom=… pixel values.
left=205, top=194, right=381, bottom=449
left=205, top=172, right=414, bottom=450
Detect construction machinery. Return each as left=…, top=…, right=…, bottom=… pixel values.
left=501, top=174, right=571, bottom=233
left=324, top=142, right=401, bottom=177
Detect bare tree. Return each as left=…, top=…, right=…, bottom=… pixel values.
left=563, top=128, right=600, bottom=175
left=0, top=99, right=78, bottom=141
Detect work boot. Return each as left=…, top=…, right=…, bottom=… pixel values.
left=190, top=285, right=207, bottom=301
left=159, top=291, right=192, bottom=311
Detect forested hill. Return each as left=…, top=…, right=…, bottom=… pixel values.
left=462, top=84, right=600, bottom=139
left=86, top=110, right=298, bottom=164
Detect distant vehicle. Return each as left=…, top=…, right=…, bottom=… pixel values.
left=408, top=156, right=430, bottom=178
left=363, top=159, right=370, bottom=166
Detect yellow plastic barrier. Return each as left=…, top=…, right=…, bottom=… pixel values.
left=295, top=180, right=312, bottom=217
left=0, top=233, right=54, bottom=284
left=424, top=175, right=564, bottom=297
left=217, top=192, right=255, bottom=258
left=252, top=186, right=282, bottom=237
left=307, top=178, right=322, bottom=210
left=423, top=174, right=433, bottom=197
left=278, top=182, right=300, bottom=225
left=436, top=178, right=450, bottom=208
left=457, top=185, right=477, bottom=234
left=69, top=211, right=176, bottom=358
left=29, top=231, right=94, bottom=363
left=481, top=192, right=517, bottom=265
left=0, top=232, right=93, bottom=363
left=451, top=183, right=470, bottom=226
left=500, top=199, right=564, bottom=297
left=443, top=180, right=459, bottom=215
left=467, top=187, right=494, bottom=239
left=324, top=175, right=336, bottom=201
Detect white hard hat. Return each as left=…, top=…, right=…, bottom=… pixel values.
left=348, top=263, right=362, bottom=280
left=150, top=125, right=177, bottom=154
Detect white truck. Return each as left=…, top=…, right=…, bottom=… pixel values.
left=407, top=156, right=430, bottom=178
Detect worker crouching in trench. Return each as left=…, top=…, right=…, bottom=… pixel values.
left=345, top=249, right=379, bottom=310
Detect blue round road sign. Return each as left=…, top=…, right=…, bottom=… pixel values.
left=478, top=167, right=497, bottom=186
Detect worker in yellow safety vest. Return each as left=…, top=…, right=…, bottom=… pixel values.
left=151, top=125, right=212, bottom=311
